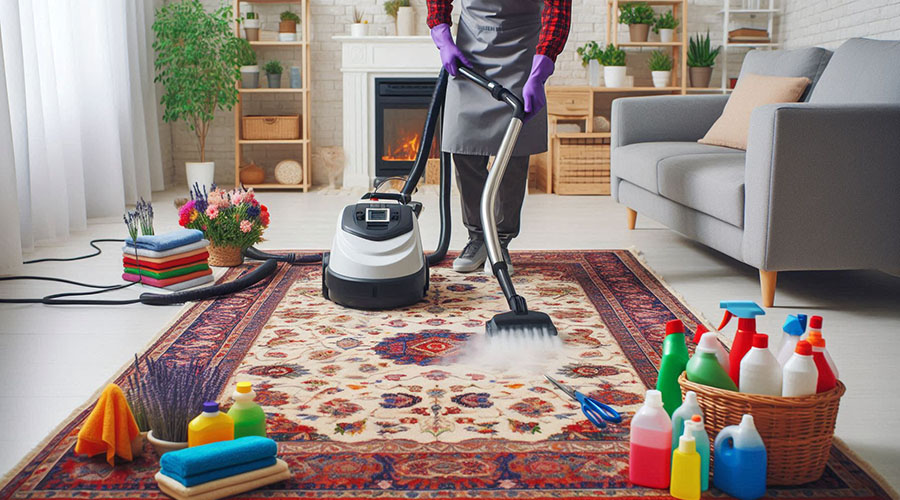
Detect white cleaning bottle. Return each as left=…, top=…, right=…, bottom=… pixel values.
left=697, top=331, right=729, bottom=373
left=739, top=334, right=782, bottom=396
left=777, top=314, right=806, bottom=366
left=671, top=391, right=703, bottom=450
left=782, top=340, right=818, bottom=397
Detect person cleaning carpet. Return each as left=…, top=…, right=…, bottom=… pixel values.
left=427, top=0, right=572, bottom=274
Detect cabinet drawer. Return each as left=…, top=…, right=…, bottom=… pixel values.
left=547, top=88, right=591, bottom=117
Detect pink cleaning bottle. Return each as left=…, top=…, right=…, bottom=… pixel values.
left=629, top=390, right=672, bottom=489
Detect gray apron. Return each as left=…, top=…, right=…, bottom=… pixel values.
left=443, top=0, right=547, bottom=157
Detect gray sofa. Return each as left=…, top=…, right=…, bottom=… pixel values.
left=611, top=38, right=900, bottom=306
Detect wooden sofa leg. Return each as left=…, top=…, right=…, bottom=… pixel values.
left=626, top=208, right=637, bottom=230
left=760, top=270, right=777, bottom=308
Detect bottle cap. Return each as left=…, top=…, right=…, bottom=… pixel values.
left=683, top=390, right=698, bottom=407
left=752, top=333, right=768, bottom=349
left=740, top=414, right=756, bottom=429
left=691, top=414, right=702, bottom=423
left=697, top=332, right=720, bottom=353
left=807, top=330, right=825, bottom=347
left=236, top=382, right=253, bottom=393
left=666, top=319, right=685, bottom=336
left=202, top=401, right=219, bottom=413
left=809, top=315, right=823, bottom=329
left=645, top=390, right=663, bottom=408
left=678, top=426, right=697, bottom=453
left=795, top=340, right=813, bottom=356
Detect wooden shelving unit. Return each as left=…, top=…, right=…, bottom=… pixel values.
left=233, top=0, right=311, bottom=191
left=719, top=0, right=780, bottom=90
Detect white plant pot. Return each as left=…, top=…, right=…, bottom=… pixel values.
left=396, top=6, right=415, bottom=36
left=350, top=23, right=368, bottom=37
left=278, top=32, right=295, bottom=42
left=588, top=59, right=602, bottom=87
left=604, top=66, right=627, bottom=88
left=186, top=161, right=215, bottom=195
left=659, top=28, right=674, bottom=43
left=652, top=70, right=672, bottom=88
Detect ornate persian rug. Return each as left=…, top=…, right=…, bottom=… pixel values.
left=1, top=250, right=894, bottom=499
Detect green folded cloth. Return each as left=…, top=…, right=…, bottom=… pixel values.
left=123, top=262, right=210, bottom=280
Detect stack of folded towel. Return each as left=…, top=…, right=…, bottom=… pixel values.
left=156, top=437, right=289, bottom=500
left=123, top=229, right=213, bottom=291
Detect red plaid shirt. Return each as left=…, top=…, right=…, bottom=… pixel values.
left=426, top=0, right=572, bottom=63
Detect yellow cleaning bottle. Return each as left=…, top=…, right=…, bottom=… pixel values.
left=188, top=402, right=234, bottom=447
left=670, top=425, right=701, bottom=500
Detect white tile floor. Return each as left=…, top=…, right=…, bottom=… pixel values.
left=1, top=186, right=898, bottom=491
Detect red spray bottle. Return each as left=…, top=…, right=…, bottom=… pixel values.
left=718, top=301, right=766, bottom=386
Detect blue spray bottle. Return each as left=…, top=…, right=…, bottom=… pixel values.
left=713, top=414, right=767, bottom=500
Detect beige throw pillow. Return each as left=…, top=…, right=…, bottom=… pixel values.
left=699, top=73, right=810, bottom=150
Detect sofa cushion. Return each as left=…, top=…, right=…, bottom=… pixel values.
left=658, top=153, right=747, bottom=227
left=738, top=46, right=832, bottom=101
left=810, top=38, right=900, bottom=104
left=611, top=142, right=739, bottom=195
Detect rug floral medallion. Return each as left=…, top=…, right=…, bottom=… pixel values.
left=0, top=251, right=892, bottom=499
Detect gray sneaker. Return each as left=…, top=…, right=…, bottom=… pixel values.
left=453, top=239, right=487, bottom=273
left=483, top=243, right=513, bottom=276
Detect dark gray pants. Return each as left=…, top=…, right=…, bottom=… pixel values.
left=453, top=154, right=529, bottom=244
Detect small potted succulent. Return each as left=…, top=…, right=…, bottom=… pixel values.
left=653, top=11, right=679, bottom=43
left=600, top=44, right=627, bottom=88
left=128, top=355, right=231, bottom=455
left=279, top=10, right=300, bottom=41
left=619, top=2, right=655, bottom=43
left=178, top=185, right=270, bottom=266
left=243, top=11, right=260, bottom=41
left=237, top=39, right=259, bottom=89
left=264, top=59, right=283, bottom=89
left=350, top=8, right=368, bottom=37
left=384, top=0, right=414, bottom=36
left=648, top=50, right=673, bottom=88
left=687, top=31, right=720, bottom=88
left=577, top=41, right=603, bottom=87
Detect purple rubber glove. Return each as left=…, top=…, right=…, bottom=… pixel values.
left=431, top=24, right=471, bottom=77
left=523, top=54, right=555, bottom=122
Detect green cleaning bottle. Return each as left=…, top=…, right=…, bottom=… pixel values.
left=656, top=319, right=690, bottom=415
left=227, top=382, right=267, bottom=438
left=686, top=332, right=738, bottom=391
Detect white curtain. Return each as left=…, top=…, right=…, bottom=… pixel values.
left=0, top=0, right=164, bottom=274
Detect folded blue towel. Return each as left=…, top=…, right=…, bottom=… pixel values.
left=160, top=456, right=276, bottom=487
left=159, top=436, right=277, bottom=478
left=125, top=229, right=203, bottom=251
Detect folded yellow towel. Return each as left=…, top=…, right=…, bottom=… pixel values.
left=155, top=459, right=290, bottom=500
left=74, top=384, right=141, bottom=466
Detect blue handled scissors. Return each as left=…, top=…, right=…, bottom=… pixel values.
left=545, top=375, right=622, bottom=429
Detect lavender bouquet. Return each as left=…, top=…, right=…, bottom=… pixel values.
left=126, top=355, right=230, bottom=443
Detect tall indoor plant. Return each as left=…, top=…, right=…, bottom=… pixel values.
left=153, top=0, right=242, bottom=194
left=687, top=31, right=720, bottom=88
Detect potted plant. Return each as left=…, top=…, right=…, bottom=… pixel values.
left=687, top=31, right=720, bottom=88
left=153, top=0, right=242, bottom=195
left=237, top=39, right=259, bottom=89
left=619, top=2, right=655, bottom=43
left=653, top=11, right=679, bottom=43
left=648, top=50, right=673, bottom=88
left=178, top=185, right=270, bottom=266
left=384, top=0, right=414, bottom=36
left=243, top=11, right=260, bottom=41
left=600, top=44, right=627, bottom=88
left=350, top=8, right=368, bottom=37
left=577, top=41, right=603, bottom=87
left=264, top=59, right=283, bottom=88
left=127, top=355, right=230, bottom=455
left=279, top=10, right=300, bottom=41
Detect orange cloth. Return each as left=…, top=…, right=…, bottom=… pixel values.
left=75, top=384, right=141, bottom=466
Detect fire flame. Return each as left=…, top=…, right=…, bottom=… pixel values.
left=382, top=131, right=421, bottom=162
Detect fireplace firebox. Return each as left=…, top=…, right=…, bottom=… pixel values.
left=374, top=77, right=441, bottom=180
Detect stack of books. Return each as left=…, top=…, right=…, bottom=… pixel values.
left=728, top=28, right=770, bottom=43
left=123, top=229, right=213, bottom=291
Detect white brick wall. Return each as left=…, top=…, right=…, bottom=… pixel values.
left=161, top=0, right=900, bottom=187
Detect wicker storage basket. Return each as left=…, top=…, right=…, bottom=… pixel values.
left=241, top=115, right=300, bottom=140
left=679, top=372, right=845, bottom=485
left=553, top=137, right=610, bottom=195
left=207, top=243, right=243, bottom=267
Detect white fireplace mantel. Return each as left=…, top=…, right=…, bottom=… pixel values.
left=335, top=36, right=441, bottom=188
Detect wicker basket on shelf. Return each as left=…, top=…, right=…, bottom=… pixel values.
left=207, top=243, right=243, bottom=267
left=679, top=372, right=845, bottom=486
left=241, top=115, right=300, bottom=140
